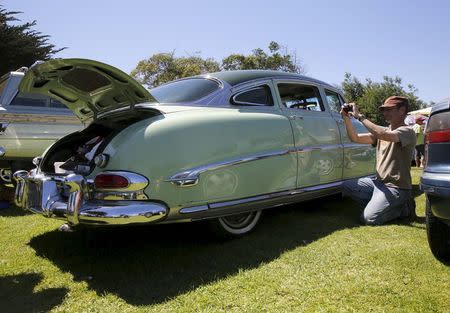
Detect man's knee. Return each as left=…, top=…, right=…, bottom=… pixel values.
left=361, top=211, right=383, bottom=226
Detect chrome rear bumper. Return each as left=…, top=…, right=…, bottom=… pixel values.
left=13, top=171, right=167, bottom=226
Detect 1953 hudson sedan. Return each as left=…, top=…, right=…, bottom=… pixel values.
left=14, top=58, right=375, bottom=237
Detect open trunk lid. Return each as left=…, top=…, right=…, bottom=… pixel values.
left=18, top=58, right=156, bottom=122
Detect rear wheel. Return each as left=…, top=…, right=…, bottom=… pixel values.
left=426, top=196, right=450, bottom=260
left=209, top=210, right=262, bottom=239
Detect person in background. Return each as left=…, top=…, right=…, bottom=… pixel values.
left=340, top=96, right=417, bottom=225
left=413, top=116, right=426, bottom=167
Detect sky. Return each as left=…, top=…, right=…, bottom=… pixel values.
left=3, top=0, right=450, bottom=103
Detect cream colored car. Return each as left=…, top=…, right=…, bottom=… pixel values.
left=0, top=68, right=82, bottom=187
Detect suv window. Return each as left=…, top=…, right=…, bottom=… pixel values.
left=150, top=78, right=220, bottom=104
left=231, top=85, right=273, bottom=106
left=277, top=83, right=324, bottom=111
left=325, top=89, right=343, bottom=113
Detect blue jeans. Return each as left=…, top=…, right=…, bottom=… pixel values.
left=342, top=177, right=411, bottom=225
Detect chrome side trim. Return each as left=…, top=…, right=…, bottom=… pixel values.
left=288, top=144, right=343, bottom=154
left=179, top=180, right=345, bottom=216
left=343, top=143, right=373, bottom=149
left=167, top=149, right=290, bottom=187
left=179, top=205, right=209, bottom=214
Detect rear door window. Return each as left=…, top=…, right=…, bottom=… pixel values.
left=277, top=83, right=324, bottom=111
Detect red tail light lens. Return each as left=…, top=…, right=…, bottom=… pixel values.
left=425, top=130, right=450, bottom=143
left=94, top=174, right=129, bottom=189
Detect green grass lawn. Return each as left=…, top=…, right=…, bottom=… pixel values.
left=1, top=168, right=449, bottom=312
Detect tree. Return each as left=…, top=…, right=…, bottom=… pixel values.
left=131, top=41, right=305, bottom=88
left=131, top=52, right=220, bottom=88
left=222, top=41, right=304, bottom=73
left=342, top=73, right=426, bottom=125
left=0, top=6, right=64, bottom=74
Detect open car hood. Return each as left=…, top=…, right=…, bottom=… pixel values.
left=19, top=58, right=156, bottom=122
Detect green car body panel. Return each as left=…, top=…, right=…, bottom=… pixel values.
left=89, top=107, right=297, bottom=217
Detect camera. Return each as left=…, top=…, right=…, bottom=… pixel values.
left=342, top=103, right=353, bottom=113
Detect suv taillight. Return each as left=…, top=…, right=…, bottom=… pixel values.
left=94, top=174, right=129, bottom=189
left=425, top=130, right=450, bottom=143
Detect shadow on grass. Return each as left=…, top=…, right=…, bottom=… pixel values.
left=0, top=273, right=68, bottom=313
left=29, top=196, right=362, bottom=306
left=0, top=206, right=32, bottom=217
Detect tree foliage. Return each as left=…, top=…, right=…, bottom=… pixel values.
left=0, top=6, right=64, bottom=74
left=221, top=41, right=303, bottom=73
left=131, top=41, right=304, bottom=88
left=342, top=73, right=426, bottom=125
left=131, top=52, right=220, bottom=88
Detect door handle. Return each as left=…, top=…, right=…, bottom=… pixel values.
left=289, top=115, right=303, bottom=120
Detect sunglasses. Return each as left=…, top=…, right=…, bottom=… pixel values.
left=379, top=106, right=399, bottom=112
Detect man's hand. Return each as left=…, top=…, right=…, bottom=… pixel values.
left=348, top=103, right=363, bottom=120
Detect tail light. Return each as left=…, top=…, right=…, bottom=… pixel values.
left=425, top=130, right=450, bottom=143
left=94, top=173, right=129, bottom=189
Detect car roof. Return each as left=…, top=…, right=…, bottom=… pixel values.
left=431, top=98, right=450, bottom=115
left=203, top=70, right=335, bottom=88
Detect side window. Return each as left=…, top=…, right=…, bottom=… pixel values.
left=231, top=85, right=273, bottom=106
left=325, top=90, right=343, bottom=113
left=277, top=83, right=324, bottom=111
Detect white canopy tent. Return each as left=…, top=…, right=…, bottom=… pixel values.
left=408, top=107, right=432, bottom=116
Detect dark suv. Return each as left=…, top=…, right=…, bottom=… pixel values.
left=420, top=100, right=450, bottom=259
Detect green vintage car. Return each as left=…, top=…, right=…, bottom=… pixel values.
left=14, top=58, right=375, bottom=237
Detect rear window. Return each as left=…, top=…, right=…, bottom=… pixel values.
left=149, top=78, right=220, bottom=104
left=427, top=111, right=450, bottom=132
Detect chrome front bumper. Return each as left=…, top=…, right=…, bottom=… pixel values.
left=13, top=171, right=168, bottom=226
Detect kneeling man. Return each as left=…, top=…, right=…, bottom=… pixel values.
left=341, top=96, right=416, bottom=225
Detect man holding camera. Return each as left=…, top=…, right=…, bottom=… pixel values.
left=340, top=96, right=416, bottom=225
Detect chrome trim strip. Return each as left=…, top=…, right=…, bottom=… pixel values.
left=179, top=205, right=209, bottom=214
left=167, top=149, right=290, bottom=186
left=288, top=143, right=343, bottom=154
left=179, top=180, right=351, bottom=215
left=343, top=143, right=373, bottom=149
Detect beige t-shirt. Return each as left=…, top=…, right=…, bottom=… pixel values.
left=376, top=125, right=416, bottom=189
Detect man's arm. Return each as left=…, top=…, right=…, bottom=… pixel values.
left=344, top=103, right=400, bottom=143
left=340, top=106, right=376, bottom=145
